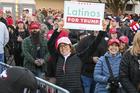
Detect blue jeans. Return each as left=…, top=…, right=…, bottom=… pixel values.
left=81, top=75, right=93, bottom=93
left=90, top=79, right=96, bottom=93
left=0, top=53, right=4, bottom=73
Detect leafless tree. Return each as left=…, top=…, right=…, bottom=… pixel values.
left=98, top=0, right=136, bottom=15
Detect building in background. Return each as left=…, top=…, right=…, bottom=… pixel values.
left=125, top=0, right=140, bottom=14
left=35, top=0, right=64, bottom=10
left=0, top=0, right=36, bottom=20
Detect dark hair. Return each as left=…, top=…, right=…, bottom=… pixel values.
left=58, top=44, right=76, bottom=54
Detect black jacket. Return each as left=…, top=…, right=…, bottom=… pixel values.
left=120, top=49, right=140, bottom=93
left=0, top=17, right=7, bottom=26
left=56, top=54, right=83, bottom=93
left=76, top=34, right=108, bottom=77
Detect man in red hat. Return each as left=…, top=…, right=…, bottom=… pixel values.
left=22, top=22, right=49, bottom=78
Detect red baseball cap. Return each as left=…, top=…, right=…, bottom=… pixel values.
left=17, top=19, right=24, bottom=24
left=108, top=38, right=120, bottom=46
left=119, top=36, right=129, bottom=44
left=109, top=28, right=117, bottom=34
left=29, top=22, right=40, bottom=31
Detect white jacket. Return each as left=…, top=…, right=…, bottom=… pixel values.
left=0, top=22, right=9, bottom=53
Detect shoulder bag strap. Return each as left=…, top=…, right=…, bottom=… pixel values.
left=105, top=56, right=114, bottom=78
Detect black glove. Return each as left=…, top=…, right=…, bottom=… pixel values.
left=108, top=77, right=119, bottom=83
left=107, top=77, right=120, bottom=93
left=108, top=77, right=119, bottom=89
left=108, top=77, right=115, bottom=83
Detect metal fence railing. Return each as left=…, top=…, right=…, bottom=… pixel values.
left=0, top=62, right=70, bottom=93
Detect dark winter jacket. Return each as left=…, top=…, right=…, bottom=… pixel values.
left=120, top=25, right=135, bottom=45
left=14, top=29, right=29, bottom=53
left=120, top=49, right=140, bottom=93
left=6, top=28, right=17, bottom=55
left=76, top=34, right=108, bottom=77
left=56, top=54, right=83, bottom=93
left=0, top=17, right=7, bottom=26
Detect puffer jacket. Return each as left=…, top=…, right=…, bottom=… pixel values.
left=56, top=54, right=83, bottom=93
left=94, top=52, right=122, bottom=93
left=120, top=49, right=140, bottom=93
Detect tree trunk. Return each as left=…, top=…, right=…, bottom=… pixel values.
left=98, top=0, right=130, bottom=16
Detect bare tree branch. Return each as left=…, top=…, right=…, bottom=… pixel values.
left=98, top=0, right=102, bottom=3
left=105, top=0, right=134, bottom=15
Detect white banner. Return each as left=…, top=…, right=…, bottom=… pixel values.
left=64, top=1, right=105, bottom=31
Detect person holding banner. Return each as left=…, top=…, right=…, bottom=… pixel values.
left=47, top=20, right=107, bottom=93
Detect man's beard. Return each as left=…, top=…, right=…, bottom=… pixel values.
left=31, top=31, right=40, bottom=44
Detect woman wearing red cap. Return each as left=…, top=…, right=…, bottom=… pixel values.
left=109, top=28, right=119, bottom=39
left=94, top=38, right=122, bottom=93
left=120, top=32, right=140, bottom=93
left=13, top=19, right=29, bottom=66
left=119, top=36, right=129, bottom=54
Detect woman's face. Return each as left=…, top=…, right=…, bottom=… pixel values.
left=108, top=43, right=119, bottom=55
left=18, top=23, right=24, bottom=29
left=119, top=42, right=126, bottom=50
left=59, top=43, right=71, bottom=56
left=111, top=33, right=118, bottom=39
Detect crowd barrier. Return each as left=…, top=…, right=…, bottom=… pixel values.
left=0, top=62, right=70, bottom=93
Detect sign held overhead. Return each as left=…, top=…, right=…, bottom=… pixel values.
left=64, top=1, right=105, bottom=31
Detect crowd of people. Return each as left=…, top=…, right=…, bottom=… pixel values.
left=0, top=7, right=140, bottom=93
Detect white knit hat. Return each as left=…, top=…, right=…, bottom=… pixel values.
left=56, top=37, right=72, bottom=48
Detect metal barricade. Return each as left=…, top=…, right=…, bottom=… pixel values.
left=36, top=77, right=70, bottom=93
left=0, top=62, right=70, bottom=93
